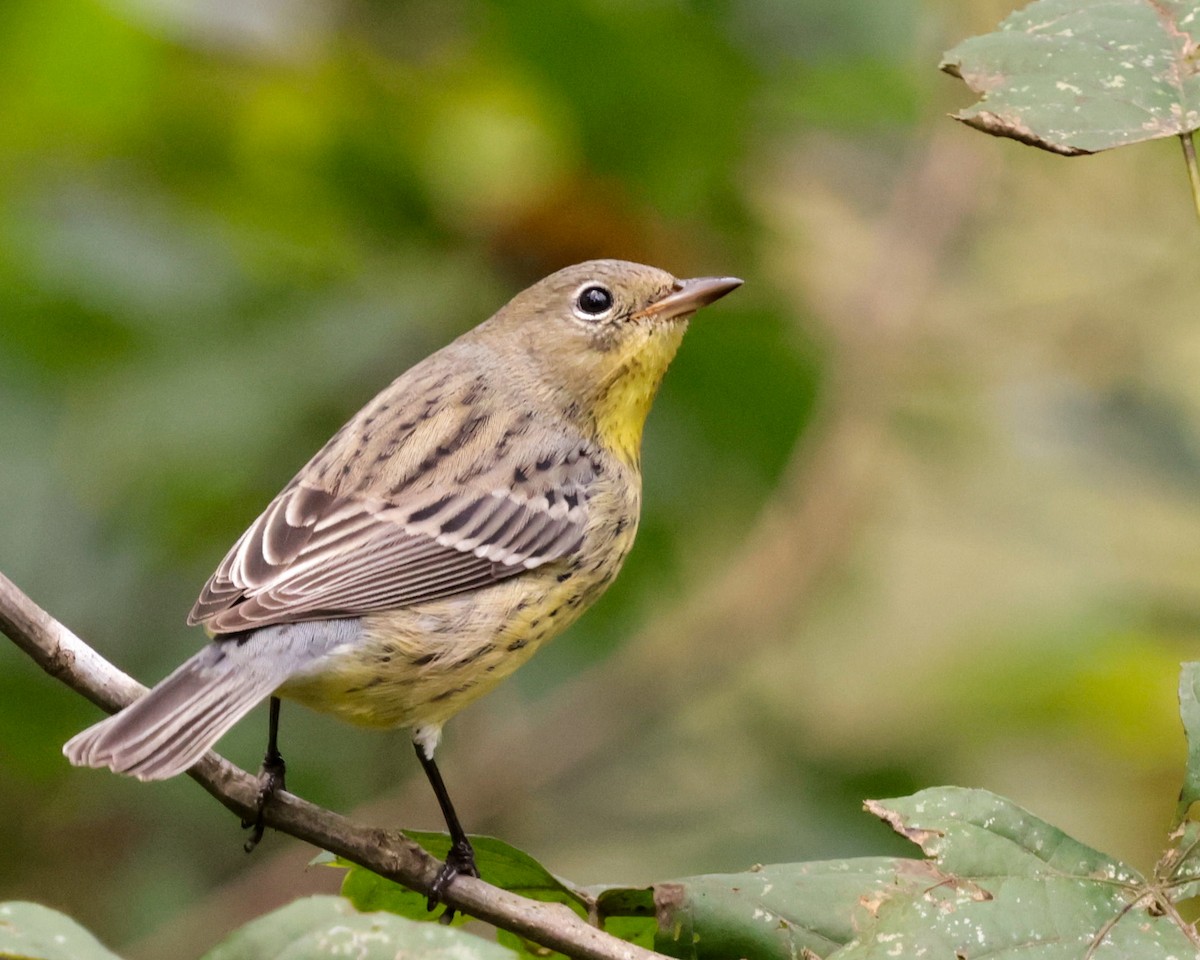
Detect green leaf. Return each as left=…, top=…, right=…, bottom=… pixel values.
left=599, top=915, right=657, bottom=952
left=582, top=782, right=1200, bottom=959
left=869, top=786, right=1136, bottom=879
left=941, top=0, right=1200, bottom=155
left=836, top=787, right=1200, bottom=959
left=338, top=833, right=587, bottom=924
left=588, top=885, right=656, bottom=949
left=589, top=859, right=934, bottom=960
left=1176, top=661, right=1200, bottom=825
left=495, top=928, right=571, bottom=960
left=339, top=858, right=444, bottom=926
left=199, top=895, right=515, bottom=960
left=0, top=902, right=123, bottom=960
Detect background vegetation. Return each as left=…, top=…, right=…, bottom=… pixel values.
left=3, top=0, right=1199, bottom=956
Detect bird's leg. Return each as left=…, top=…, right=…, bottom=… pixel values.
left=414, top=741, right=478, bottom=918
left=243, top=696, right=286, bottom=852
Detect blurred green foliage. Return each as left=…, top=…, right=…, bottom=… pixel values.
left=4, top=1, right=1200, bottom=958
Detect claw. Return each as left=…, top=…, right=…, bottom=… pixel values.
left=242, top=749, right=286, bottom=852
left=427, top=837, right=479, bottom=922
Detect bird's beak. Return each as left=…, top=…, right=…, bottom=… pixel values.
left=634, top=276, right=743, bottom=322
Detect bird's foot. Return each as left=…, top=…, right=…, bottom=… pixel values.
left=242, top=750, right=286, bottom=853
left=427, top=837, right=479, bottom=922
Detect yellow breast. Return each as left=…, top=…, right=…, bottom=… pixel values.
left=590, top=323, right=687, bottom=465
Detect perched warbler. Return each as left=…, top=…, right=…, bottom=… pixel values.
left=63, top=259, right=741, bottom=898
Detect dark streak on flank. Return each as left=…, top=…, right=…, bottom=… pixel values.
left=431, top=682, right=475, bottom=702
left=456, top=642, right=495, bottom=666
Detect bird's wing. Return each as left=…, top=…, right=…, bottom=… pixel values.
left=187, top=368, right=603, bottom=638
left=188, top=469, right=592, bottom=634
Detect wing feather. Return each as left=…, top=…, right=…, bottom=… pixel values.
left=189, top=470, right=593, bottom=635
left=188, top=359, right=604, bottom=635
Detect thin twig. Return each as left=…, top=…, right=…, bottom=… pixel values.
left=1181, top=132, right=1200, bottom=226
left=0, top=570, right=665, bottom=960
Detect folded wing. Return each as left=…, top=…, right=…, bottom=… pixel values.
left=189, top=470, right=591, bottom=635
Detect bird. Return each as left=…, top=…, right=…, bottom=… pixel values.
left=63, top=258, right=742, bottom=903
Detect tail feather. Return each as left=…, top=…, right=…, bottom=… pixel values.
left=63, top=643, right=286, bottom=780
left=64, top=619, right=362, bottom=780
left=62, top=619, right=350, bottom=782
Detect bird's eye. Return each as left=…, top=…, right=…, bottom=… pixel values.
left=573, top=284, right=614, bottom=320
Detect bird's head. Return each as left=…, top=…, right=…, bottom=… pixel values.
left=479, top=259, right=742, bottom=464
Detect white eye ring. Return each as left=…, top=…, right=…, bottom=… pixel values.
left=572, top=282, right=616, bottom=321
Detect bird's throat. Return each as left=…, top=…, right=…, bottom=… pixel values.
left=590, top=324, right=686, bottom=466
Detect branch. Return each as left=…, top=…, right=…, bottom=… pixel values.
left=0, top=570, right=663, bottom=960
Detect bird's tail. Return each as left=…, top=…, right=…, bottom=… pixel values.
left=63, top=626, right=322, bottom=781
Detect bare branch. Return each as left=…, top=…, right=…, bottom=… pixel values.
left=0, top=570, right=664, bottom=960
